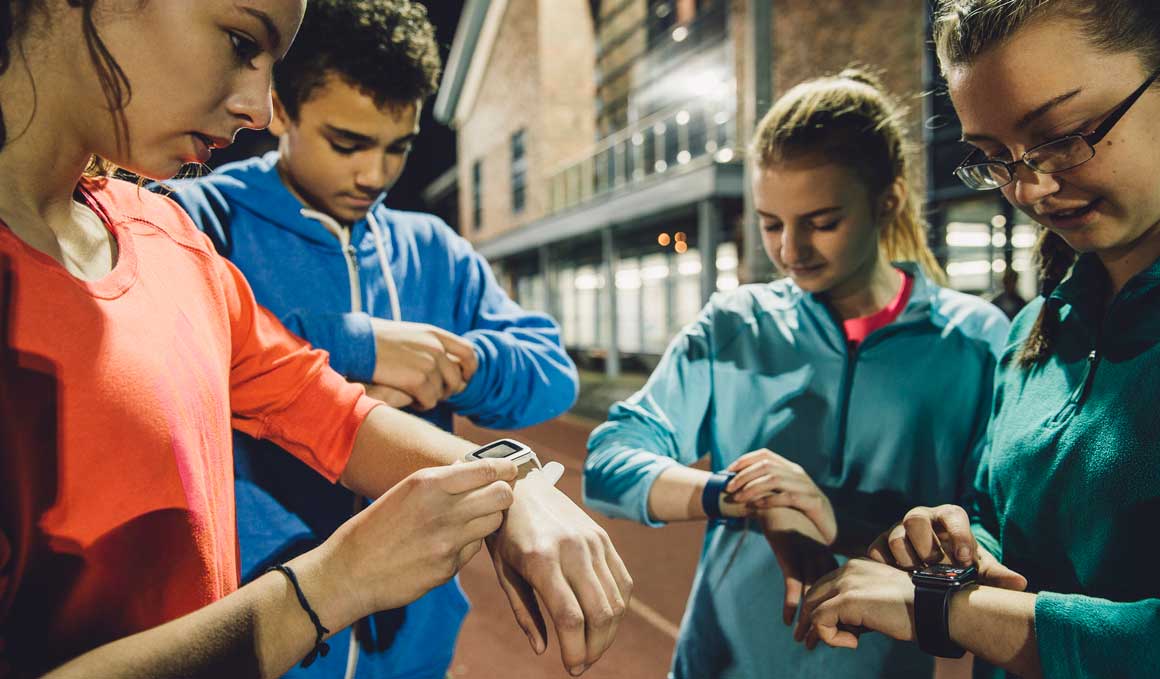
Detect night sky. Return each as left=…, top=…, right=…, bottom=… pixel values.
left=210, top=1, right=465, bottom=214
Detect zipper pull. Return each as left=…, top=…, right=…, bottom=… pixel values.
left=346, top=244, right=359, bottom=270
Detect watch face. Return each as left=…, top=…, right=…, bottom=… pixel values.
left=470, top=440, right=527, bottom=460
left=913, top=563, right=977, bottom=586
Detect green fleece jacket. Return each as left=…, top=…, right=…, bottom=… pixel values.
left=973, top=253, right=1160, bottom=679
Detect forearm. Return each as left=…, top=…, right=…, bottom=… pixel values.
left=43, top=545, right=364, bottom=679
left=949, top=585, right=1040, bottom=678
left=340, top=403, right=476, bottom=497
left=646, top=466, right=746, bottom=522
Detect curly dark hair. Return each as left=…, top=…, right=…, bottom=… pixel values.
left=274, top=0, right=442, bottom=119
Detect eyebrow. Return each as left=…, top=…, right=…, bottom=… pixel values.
left=324, top=125, right=378, bottom=145
left=756, top=206, right=843, bottom=221
left=239, top=5, right=282, bottom=52
left=960, top=88, right=1083, bottom=143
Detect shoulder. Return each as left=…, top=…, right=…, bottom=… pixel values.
left=928, top=285, right=1013, bottom=353
left=92, top=177, right=218, bottom=257
left=379, top=208, right=461, bottom=245
left=695, top=280, right=803, bottom=344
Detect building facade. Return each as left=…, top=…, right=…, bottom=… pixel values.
left=435, top=0, right=1035, bottom=375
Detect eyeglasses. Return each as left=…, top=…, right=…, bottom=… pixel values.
left=954, top=68, right=1160, bottom=191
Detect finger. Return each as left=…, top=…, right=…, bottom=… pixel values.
left=866, top=531, right=893, bottom=564
left=561, top=544, right=619, bottom=670
left=459, top=510, right=506, bottom=544
left=725, top=449, right=772, bottom=474
left=812, top=603, right=861, bottom=649
left=886, top=522, right=925, bottom=569
left=931, top=505, right=976, bottom=565
left=590, top=544, right=627, bottom=661
left=724, top=462, right=771, bottom=493
left=979, top=550, right=1028, bottom=590
left=538, top=568, right=590, bottom=674
left=411, top=362, right=445, bottom=410
left=600, top=531, right=633, bottom=614
left=432, top=328, right=479, bottom=370
left=794, top=568, right=842, bottom=642
left=432, top=350, right=465, bottom=399
left=453, top=482, right=515, bottom=524
left=766, top=533, right=804, bottom=625
left=490, top=547, right=548, bottom=655
left=436, top=459, right=518, bottom=494
left=902, top=510, right=945, bottom=564
left=456, top=538, right=486, bottom=569
left=742, top=478, right=813, bottom=506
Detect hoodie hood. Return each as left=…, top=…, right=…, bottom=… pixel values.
left=209, top=150, right=388, bottom=249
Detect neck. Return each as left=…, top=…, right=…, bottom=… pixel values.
left=824, top=255, right=901, bottom=321
left=274, top=158, right=351, bottom=229
left=1097, top=217, right=1160, bottom=297
left=0, top=35, right=97, bottom=234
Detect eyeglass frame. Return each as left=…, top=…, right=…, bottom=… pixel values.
left=953, top=67, right=1160, bottom=191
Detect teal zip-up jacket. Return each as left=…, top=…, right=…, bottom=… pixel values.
left=585, top=264, right=1009, bottom=679
left=972, top=253, right=1160, bottom=679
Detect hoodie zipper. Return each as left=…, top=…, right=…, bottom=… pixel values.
left=343, top=242, right=362, bottom=313
left=830, top=340, right=859, bottom=478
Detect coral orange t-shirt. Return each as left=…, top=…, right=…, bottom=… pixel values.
left=0, top=178, right=378, bottom=675
left=842, top=269, right=914, bottom=346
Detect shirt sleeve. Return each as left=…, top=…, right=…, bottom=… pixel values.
left=442, top=237, right=578, bottom=428
left=1035, top=593, right=1160, bottom=679
left=583, top=306, right=718, bottom=527
left=215, top=252, right=379, bottom=482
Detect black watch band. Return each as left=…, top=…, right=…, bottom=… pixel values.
left=914, top=582, right=965, bottom=658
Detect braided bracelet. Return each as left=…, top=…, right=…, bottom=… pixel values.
left=267, top=564, right=331, bottom=668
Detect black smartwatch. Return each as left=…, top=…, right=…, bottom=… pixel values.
left=911, top=563, right=977, bottom=658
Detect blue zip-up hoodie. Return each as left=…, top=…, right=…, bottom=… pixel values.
left=584, top=266, right=1009, bottom=679
left=161, top=151, right=578, bottom=679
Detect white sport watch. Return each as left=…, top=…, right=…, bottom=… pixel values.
left=463, top=438, right=564, bottom=485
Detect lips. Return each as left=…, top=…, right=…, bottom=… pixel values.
left=1040, top=198, right=1102, bottom=230
left=189, top=132, right=231, bottom=164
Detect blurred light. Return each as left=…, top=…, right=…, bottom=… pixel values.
left=677, top=150, right=692, bottom=164
left=1013, top=255, right=1032, bottom=272
left=675, top=232, right=687, bottom=242
left=574, top=273, right=604, bottom=290
left=678, top=259, right=701, bottom=275
left=632, top=133, right=644, bottom=146
left=992, top=259, right=1008, bottom=273
left=991, top=214, right=1008, bottom=228
left=1012, top=232, right=1038, bottom=248
left=658, top=233, right=672, bottom=247
left=654, top=122, right=667, bottom=135
left=946, top=260, right=993, bottom=277
left=655, top=3, right=671, bottom=17
left=992, top=232, right=1008, bottom=248
left=705, top=140, right=719, bottom=153
left=717, top=255, right=738, bottom=271
left=946, top=231, right=992, bottom=248
left=675, top=241, right=689, bottom=254
left=714, top=111, right=730, bottom=125
left=717, top=274, right=739, bottom=291
left=641, top=264, right=670, bottom=280
left=655, top=160, right=668, bottom=173
left=672, top=26, right=689, bottom=42
left=676, top=110, right=691, bottom=125
left=715, top=148, right=735, bottom=163
left=615, top=269, right=641, bottom=290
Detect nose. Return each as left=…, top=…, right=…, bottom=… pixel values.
left=1007, top=162, right=1061, bottom=210
left=780, top=222, right=810, bottom=265
left=354, top=154, right=396, bottom=194
left=226, top=70, right=274, bottom=132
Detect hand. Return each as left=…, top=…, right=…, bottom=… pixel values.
left=758, top=507, right=839, bottom=625
left=794, top=558, right=916, bottom=650
left=360, top=382, right=414, bottom=409
left=323, top=459, right=516, bottom=616
left=866, top=504, right=1027, bottom=590
left=727, top=450, right=837, bottom=545
left=369, top=319, right=479, bottom=410
left=486, top=474, right=633, bottom=676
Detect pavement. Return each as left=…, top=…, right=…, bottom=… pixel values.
left=448, top=414, right=973, bottom=679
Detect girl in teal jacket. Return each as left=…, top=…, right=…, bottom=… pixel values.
left=583, top=69, right=1010, bottom=679
left=795, top=2, right=1160, bottom=679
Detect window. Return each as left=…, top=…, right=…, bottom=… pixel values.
left=511, top=130, right=527, bottom=214
left=472, top=159, right=483, bottom=231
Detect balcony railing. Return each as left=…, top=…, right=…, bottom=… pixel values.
left=548, top=88, right=738, bottom=215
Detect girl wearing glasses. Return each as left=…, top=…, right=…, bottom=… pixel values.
left=584, top=68, right=1010, bottom=679
left=795, top=2, right=1160, bottom=678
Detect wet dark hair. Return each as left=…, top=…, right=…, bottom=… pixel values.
left=273, top=0, right=442, bottom=120
left=933, top=0, right=1160, bottom=366
left=1, top=1, right=131, bottom=175
left=751, top=66, right=948, bottom=286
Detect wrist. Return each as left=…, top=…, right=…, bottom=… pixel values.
left=292, top=535, right=371, bottom=628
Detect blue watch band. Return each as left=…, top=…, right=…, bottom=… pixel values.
left=701, top=471, right=737, bottom=519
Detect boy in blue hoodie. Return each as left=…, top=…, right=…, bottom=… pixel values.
left=161, top=1, right=579, bottom=677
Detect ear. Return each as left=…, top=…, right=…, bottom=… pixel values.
left=877, top=177, right=907, bottom=226
left=268, top=91, right=292, bottom=138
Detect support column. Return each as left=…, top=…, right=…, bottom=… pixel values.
left=699, top=200, right=722, bottom=307
left=602, top=227, right=620, bottom=378
left=741, top=0, right=775, bottom=285
left=539, top=245, right=556, bottom=320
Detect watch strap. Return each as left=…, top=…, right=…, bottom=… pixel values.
left=914, top=581, right=966, bottom=658
left=701, top=471, right=736, bottom=519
